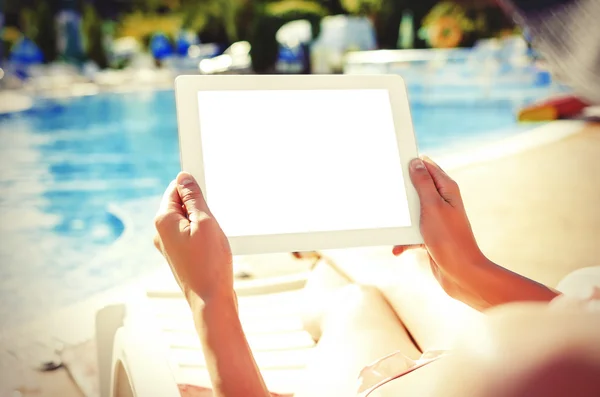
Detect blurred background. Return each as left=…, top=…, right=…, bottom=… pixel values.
left=1, top=0, right=541, bottom=79
left=1, top=1, right=597, bottom=396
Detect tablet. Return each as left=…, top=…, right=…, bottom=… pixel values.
left=175, top=75, right=422, bottom=255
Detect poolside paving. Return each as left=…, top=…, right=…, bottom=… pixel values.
left=3, top=122, right=599, bottom=396
left=452, top=122, right=600, bottom=287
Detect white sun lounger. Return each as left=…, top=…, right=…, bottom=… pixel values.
left=97, top=240, right=600, bottom=397
left=96, top=253, right=320, bottom=397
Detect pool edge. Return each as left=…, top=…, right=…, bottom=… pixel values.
left=435, top=120, right=587, bottom=171
left=0, top=119, right=588, bottom=348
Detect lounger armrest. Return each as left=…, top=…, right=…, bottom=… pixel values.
left=110, top=312, right=181, bottom=397
left=556, top=266, right=600, bottom=296
left=147, top=271, right=311, bottom=299
left=235, top=272, right=310, bottom=296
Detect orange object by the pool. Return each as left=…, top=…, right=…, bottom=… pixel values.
left=518, top=95, right=589, bottom=122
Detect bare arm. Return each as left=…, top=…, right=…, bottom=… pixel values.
left=465, top=258, right=560, bottom=311
left=190, top=293, right=270, bottom=397
left=398, top=157, right=561, bottom=313
left=153, top=174, right=269, bottom=397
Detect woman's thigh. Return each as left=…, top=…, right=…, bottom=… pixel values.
left=374, top=303, right=600, bottom=397
left=294, top=284, right=422, bottom=397
left=378, top=248, right=483, bottom=351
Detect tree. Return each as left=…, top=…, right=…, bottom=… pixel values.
left=36, top=1, right=58, bottom=62
left=19, top=0, right=58, bottom=63
left=82, top=2, right=108, bottom=68
left=321, top=0, right=346, bottom=15
left=249, top=1, right=328, bottom=73
left=339, top=0, right=382, bottom=16
left=178, top=0, right=245, bottom=43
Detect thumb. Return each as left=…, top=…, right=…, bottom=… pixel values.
left=409, top=158, right=442, bottom=206
left=176, top=172, right=210, bottom=222
left=421, top=156, right=462, bottom=207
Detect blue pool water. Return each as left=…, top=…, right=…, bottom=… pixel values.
left=0, top=89, right=541, bottom=326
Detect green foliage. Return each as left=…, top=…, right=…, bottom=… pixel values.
left=339, top=0, right=382, bottom=15
left=179, top=0, right=244, bottom=42
left=129, top=0, right=167, bottom=13
left=265, top=0, right=328, bottom=17
left=82, top=2, right=109, bottom=68
left=19, top=0, right=58, bottom=63
left=3, top=0, right=19, bottom=15
left=372, top=0, right=405, bottom=49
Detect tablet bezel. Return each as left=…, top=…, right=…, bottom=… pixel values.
left=175, top=74, right=422, bottom=255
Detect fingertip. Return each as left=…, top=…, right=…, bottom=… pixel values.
left=392, top=246, right=402, bottom=256
left=176, top=172, right=196, bottom=187
left=421, top=155, right=448, bottom=175
left=410, top=158, right=427, bottom=172
left=419, top=155, right=441, bottom=173
left=175, top=172, right=210, bottom=217
left=420, top=155, right=433, bottom=163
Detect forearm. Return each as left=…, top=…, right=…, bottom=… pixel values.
left=189, top=293, right=270, bottom=397
left=467, top=259, right=560, bottom=311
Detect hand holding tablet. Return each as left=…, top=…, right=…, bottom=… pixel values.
left=175, top=75, right=422, bottom=255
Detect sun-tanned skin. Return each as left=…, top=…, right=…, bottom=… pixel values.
left=153, top=2, right=600, bottom=393
left=392, top=157, right=559, bottom=312
left=154, top=175, right=269, bottom=397
left=363, top=302, right=600, bottom=397
left=152, top=154, right=597, bottom=397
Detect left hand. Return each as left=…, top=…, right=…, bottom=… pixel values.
left=153, top=172, right=234, bottom=304
left=392, top=157, right=491, bottom=307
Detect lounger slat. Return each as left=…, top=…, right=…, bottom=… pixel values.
left=171, top=346, right=314, bottom=370
left=125, top=256, right=318, bottom=395
left=153, top=313, right=305, bottom=334
left=146, top=296, right=306, bottom=320
left=147, top=289, right=306, bottom=307
left=176, top=367, right=305, bottom=394
left=162, top=329, right=315, bottom=351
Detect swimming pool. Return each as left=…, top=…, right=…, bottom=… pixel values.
left=0, top=89, right=544, bottom=327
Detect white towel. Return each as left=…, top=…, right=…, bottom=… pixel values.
left=500, top=0, right=600, bottom=104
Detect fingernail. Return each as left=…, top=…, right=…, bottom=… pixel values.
left=411, top=158, right=426, bottom=170
left=178, top=173, right=196, bottom=186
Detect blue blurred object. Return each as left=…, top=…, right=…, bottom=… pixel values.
left=56, top=10, right=86, bottom=64
left=150, top=33, right=174, bottom=60
left=276, top=44, right=307, bottom=73
left=9, top=37, right=44, bottom=79
left=175, top=30, right=199, bottom=56
left=275, top=20, right=313, bottom=73
left=279, top=46, right=299, bottom=62
left=279, top=45, right=302, bottom=62
left=10, top=37, right=44, bottom=64
left=534, top=69, right=552, bottom=86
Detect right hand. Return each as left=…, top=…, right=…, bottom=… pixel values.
left=393, top=157, right=492, bottom=305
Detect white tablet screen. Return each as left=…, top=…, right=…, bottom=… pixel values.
left=197, top=89, right=411, bottom=237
